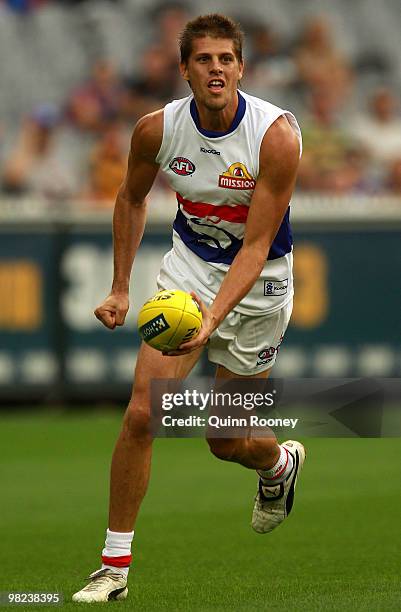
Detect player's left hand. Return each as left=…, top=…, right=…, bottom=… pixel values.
left=162, top=291, right=218, bottom=356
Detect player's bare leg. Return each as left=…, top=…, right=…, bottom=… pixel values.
left=206, top=365, right=305, bottom=535
left=109, top=341, right=203, bottom=531
left=72, top=342, right=203, bottom=603
left=206, top=364, right=280, bottom=468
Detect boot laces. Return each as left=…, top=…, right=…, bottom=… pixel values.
left=84, top=569, right=124, bottom=592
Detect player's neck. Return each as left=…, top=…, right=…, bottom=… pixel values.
left=195, top=92, right=239, bottom=133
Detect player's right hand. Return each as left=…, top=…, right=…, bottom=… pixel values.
left=94, top=293, right=129, bottom=330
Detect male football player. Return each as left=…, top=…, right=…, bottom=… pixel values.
left=73, top=13, right=304, bottom=603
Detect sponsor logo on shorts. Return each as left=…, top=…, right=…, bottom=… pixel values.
left=139, top=314, right=170, bottom=340
left=169, top=157, right=196, bottom=176
left=218, top=162, right=256, bottom=190
left=200, top=146, right=220, bottom=155
left=256, top=334, right=284, bottom=366
left=264, top=279, right=288, bottom=296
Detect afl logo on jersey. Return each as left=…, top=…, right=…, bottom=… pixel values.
left=169, top=157, right=196, bottom=176
left=218, top=162, right=256, bottom=190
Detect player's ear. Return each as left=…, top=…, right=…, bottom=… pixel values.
left=180, top=61, right=189, bottom=82
left=238, top=60, right=244, bottom=82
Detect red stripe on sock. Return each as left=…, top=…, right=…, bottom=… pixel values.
left=270, top=448, right=289, bottom=480
left=102, top=554, right=132, bottom=568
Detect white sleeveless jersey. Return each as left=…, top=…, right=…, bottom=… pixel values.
left=155, top=90, right=302, bottom=315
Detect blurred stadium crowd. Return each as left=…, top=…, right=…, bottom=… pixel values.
left=1, top=0, right=401, bottom=206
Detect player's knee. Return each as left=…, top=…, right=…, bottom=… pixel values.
left=123, top=399, right=152, bottom=441
left=207, top=437, right=238, bottom=462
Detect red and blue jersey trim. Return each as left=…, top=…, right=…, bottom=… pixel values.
left=190, top=92, right=246, bottom=138
left=177, top=193, right=249, bottom=223
left=173, top=193, right=292, bottom=264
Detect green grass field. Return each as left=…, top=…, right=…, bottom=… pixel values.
left=1, top=411, right=400, bottom=611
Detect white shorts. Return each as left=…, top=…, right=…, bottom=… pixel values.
left=157, top=247, right=293, bottom=375
left=207, top=299, right=292, bottom=375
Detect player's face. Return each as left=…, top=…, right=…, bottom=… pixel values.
left=180, top=37, right=244, bottom=113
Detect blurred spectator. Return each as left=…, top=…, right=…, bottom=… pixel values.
left=1, top=104, right=79, bottom=200
left=349, top=88, right=401, bottom=166
left=151, top=1, right=190, bottom=65
left=3, top=0, right=48, bottom=13
left=0, top=4, right=400, bottom=201
left=242, top=23, right=297, bottom=100
left=121, top=45, right=180, bottom=122
left=294, top=16, right=353, bottom=100
left=325, top=147, right=373, bottom=194
left=81, top=122, right=126, bottom=205
left=65, top=60, right=124, bottom=133
left=386, top=158, right=401, bottom=195
left=0, top=121, right=4, bottom=164
left=298, top=87, right=372, bottom=193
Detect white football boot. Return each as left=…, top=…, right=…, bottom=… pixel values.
left=252, top=440, right=306, bottom=534
left=72, top=568, right=128, bottom=603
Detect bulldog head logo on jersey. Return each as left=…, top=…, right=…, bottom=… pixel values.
left=218, top=162, right=256, bottom=190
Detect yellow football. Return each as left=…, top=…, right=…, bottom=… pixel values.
left=137, top=289, right=202, bottom=351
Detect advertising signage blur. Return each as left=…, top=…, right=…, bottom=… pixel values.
left=0, top=219, right=400, bottom=401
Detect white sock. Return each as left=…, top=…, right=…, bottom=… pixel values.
left=257, top=445, right=294, bottom=485
left=101, top=529, right=134, bottom=577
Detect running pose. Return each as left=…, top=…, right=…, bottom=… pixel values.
left=73, top=13, right=304, bottom=604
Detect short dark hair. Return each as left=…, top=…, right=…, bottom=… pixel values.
left=179, top=14, right=244, bottom=65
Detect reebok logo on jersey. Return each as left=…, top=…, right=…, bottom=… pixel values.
left=218, top=162, right=256, bottom=190
left=264, top=279, right=288, bottom=296
left=200, top=146, right=220, bottom=155
left=169, top=157, right=196, bottom=176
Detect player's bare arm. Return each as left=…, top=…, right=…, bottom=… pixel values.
left=94, top=111, right=163, bottom=329
left=175, top=115, right=300, bottom=354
